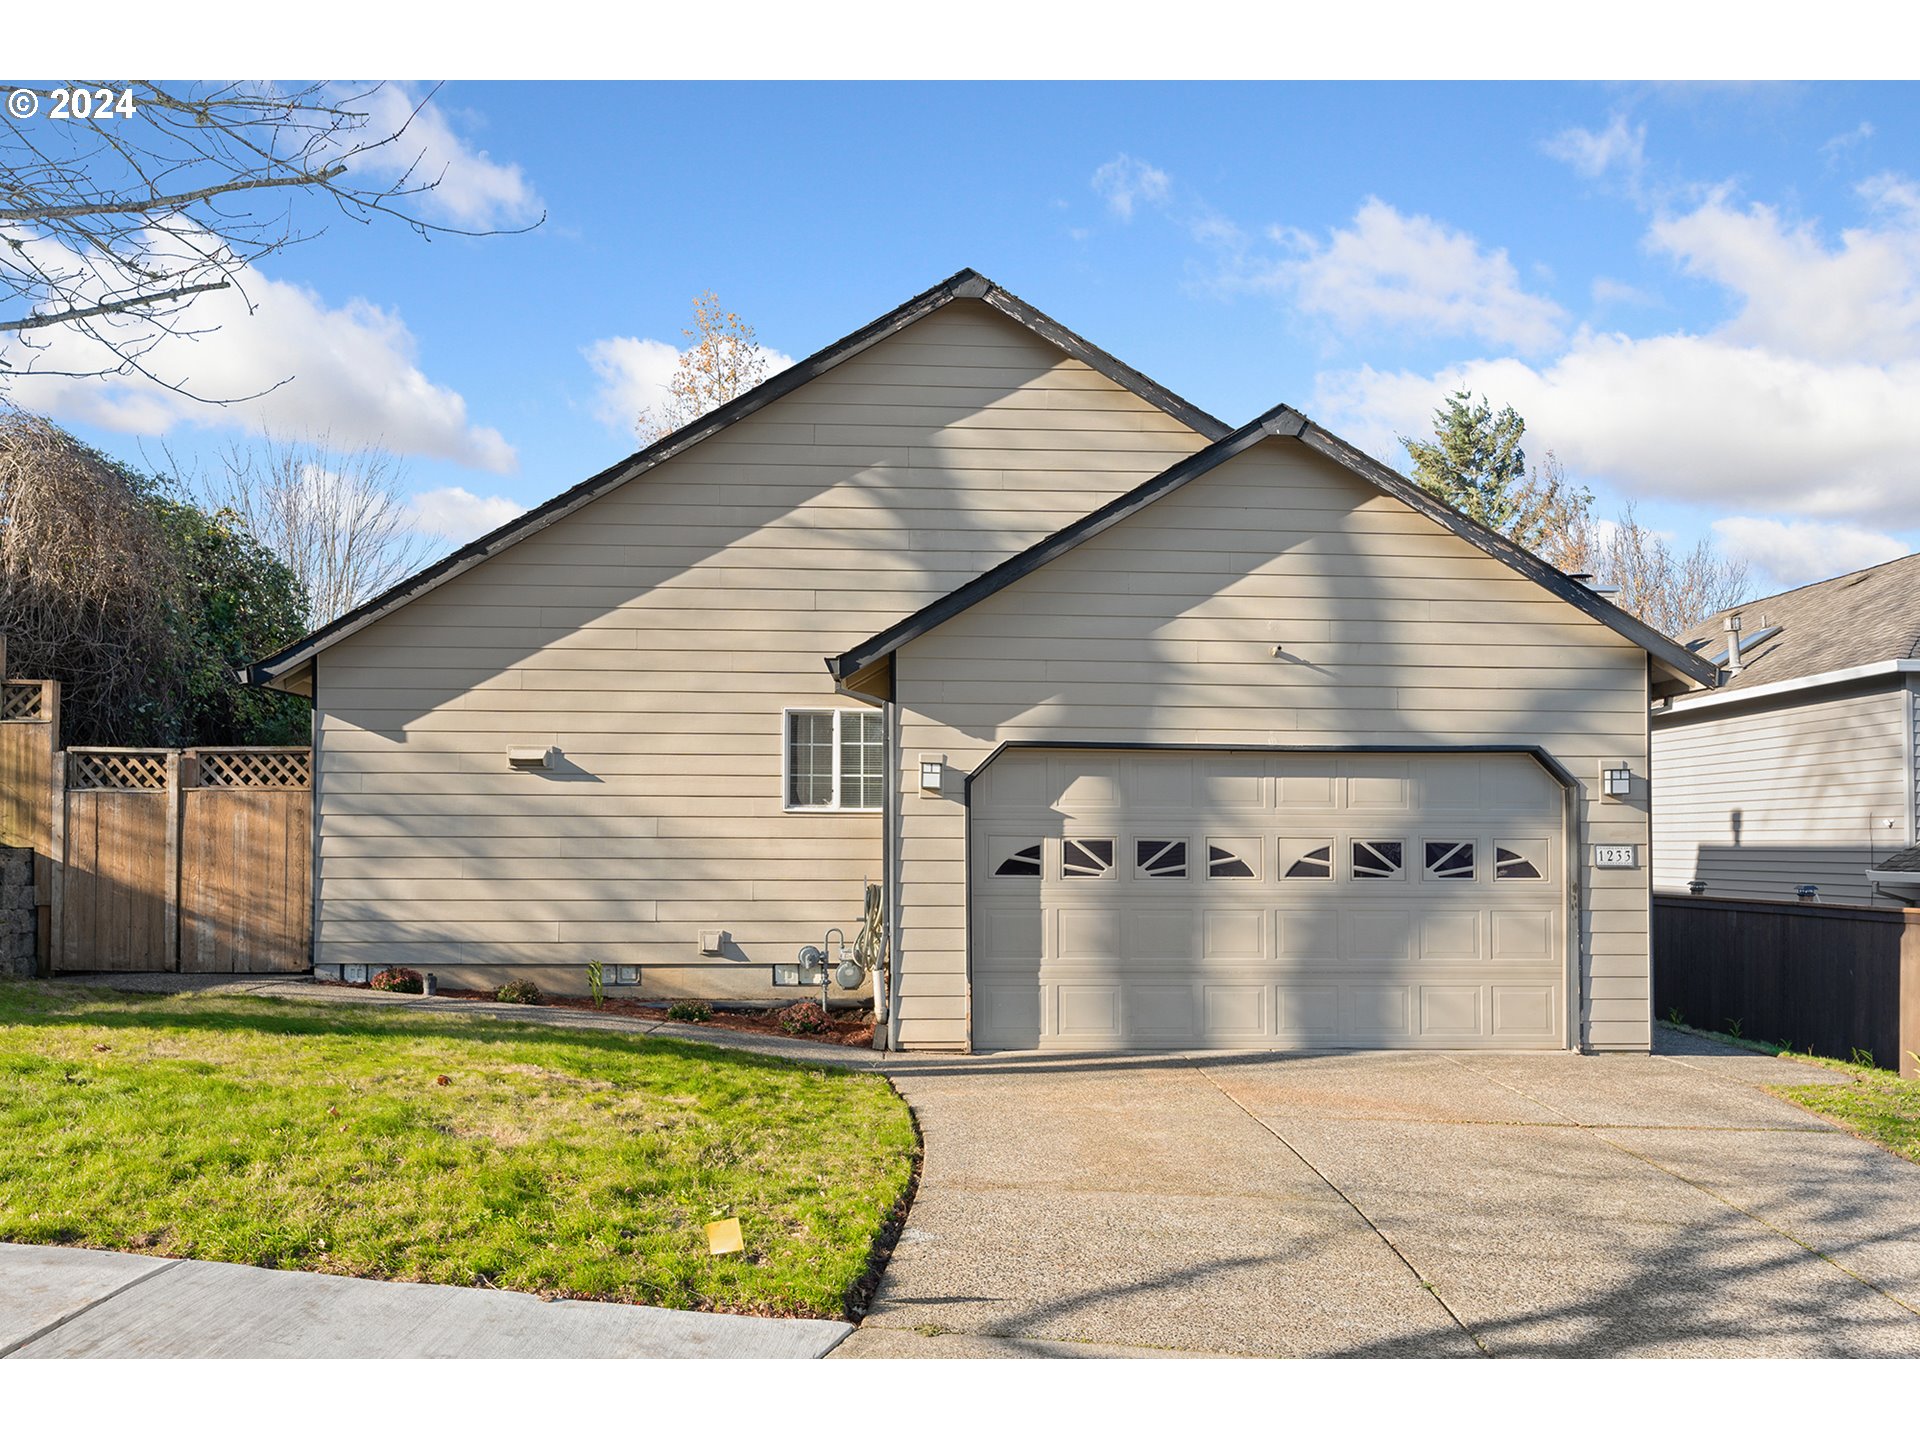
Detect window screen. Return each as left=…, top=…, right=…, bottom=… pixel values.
left=787, top=711, right=836, bottom=807
left=838, top=710, right=884, bottom=809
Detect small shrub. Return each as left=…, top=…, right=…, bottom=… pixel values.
left=369, top=967, right=423, bottom=994
left=1666, top=1006, right=1685, bottom=1026
left=586, top=959, right=605, bottom=1009
left=777, top=1000, right=829, bottom=1036
left=666, top=999, right=713, bottom=1024
left=1852, top=1047, right=1878, bottom=1068
left=495, top=979, right=543, bottom=1005
left=1726, top=1017, right=1744, bottom=1039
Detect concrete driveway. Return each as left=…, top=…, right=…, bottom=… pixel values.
left=840, top=1030, right=1920, bottom=1358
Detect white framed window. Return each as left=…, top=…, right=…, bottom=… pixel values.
left=784, top=708, right=883, bottom=812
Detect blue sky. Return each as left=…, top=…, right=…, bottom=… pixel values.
left=21, top=81, right=1920, bottom=595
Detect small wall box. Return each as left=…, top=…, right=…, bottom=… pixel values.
left=1593, top=844, right=1639, bottom=869
left=773, top=959, right=827, bottom=987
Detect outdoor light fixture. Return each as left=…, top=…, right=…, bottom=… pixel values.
left=919, top=758, right=946, bottom=793
left=1601, top=761, right=1632, bottom=798
left=1796, top=884, right=1821, bottom=902
left=1687, top=879, right=1707, bottom=896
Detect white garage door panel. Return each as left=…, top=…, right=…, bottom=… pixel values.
left=970, top=749, right=1567, bottom=1052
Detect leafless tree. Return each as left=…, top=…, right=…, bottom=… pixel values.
left=0, top=81, right=541, bottom=397
left=0, top=406, right=184, bottom=731
left=185, top=435, right=443, bottom=625
left=637, top=292, right=771, bottom=442
left=1548, top=500, right=1749, bottom=635
left=1506, top=450, right=1595, bottom=570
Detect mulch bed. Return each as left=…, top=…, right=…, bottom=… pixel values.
left=437, top=987, right=878, bottom=1047
left=318, top=976, right=878, bottom=1047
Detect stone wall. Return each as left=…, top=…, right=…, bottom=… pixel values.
left=0, top=844, right=37, bottom=980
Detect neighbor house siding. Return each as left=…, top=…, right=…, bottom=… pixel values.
left=1651, top=683, right=1913, bottom=909
left=891, top=437, right=1653, bottom=1050
left=312, top=300, right=1210, bottom=995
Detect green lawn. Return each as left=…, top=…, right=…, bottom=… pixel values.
left=1662, top=1020, right=1920, bottom=1166
left=0, top=984, right=916, bottom=1317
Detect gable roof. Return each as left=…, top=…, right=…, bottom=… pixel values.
left=1668, top=549, right=1920, bottom=699
left=243, top=268, right=1230, bottom=693
left=828, top=403, right=1720, bottom=690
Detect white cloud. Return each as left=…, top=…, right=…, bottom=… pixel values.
left=1647, top=187, right=1920, bottom=363
left=409, top=485, right=526, bottom=543
left=1590, top=275, right=1657, bottom=308
left=1543, top=114, right=1647, bottom=185
left=1228, top=198, right=1566, bottom=354
left=1822, top=121, right=1875, bottom=160
left=1, top=228, right=515, bottom=474
left=583, top=335, right=682, bottom=432
left=1711, top=516, right=1908, bottom=589
left=351, top=84, right=543, bottom=230
left=582, top=334, right=794, bottom=436
left=1091, top=155, right=1170, bottom=221
left=1315, top=335, right=1920, bottom=528
left=1313, top=176, right=1920, bottom=533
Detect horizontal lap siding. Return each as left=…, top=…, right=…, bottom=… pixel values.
left=1651, top=685, right=1912, bottom=908
left=314, top=302, right=1209, bottom=993
left=893, top=439, right=1652, bottom=1050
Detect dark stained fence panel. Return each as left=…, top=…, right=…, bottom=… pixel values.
left=1654, top=894, right=1918, bottom=1073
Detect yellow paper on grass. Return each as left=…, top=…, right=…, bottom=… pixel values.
left=705, top=1217, right=743, bottom=1255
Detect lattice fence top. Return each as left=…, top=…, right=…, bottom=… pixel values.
left=0, top=681, right=44, bottom=721
left=193, top=748, right=311, bottom=789
left=68, top=749, right=168, bottom=791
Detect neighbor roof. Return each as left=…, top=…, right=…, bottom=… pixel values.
left=1671, top=550, right=1920, bottom=697
left=242, top=268, right=1230, bottom=693
left=829, top=404, right=1720, bottom=690
left=1867, top=841, right=1920, bottom=876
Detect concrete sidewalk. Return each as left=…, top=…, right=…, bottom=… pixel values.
left=0, top=1244, right=850, bottom=1359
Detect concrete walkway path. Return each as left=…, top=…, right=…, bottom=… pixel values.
left=840, top=1031, right=1920, bottom=1359
left=0, top=1245, right=849, bottom=1359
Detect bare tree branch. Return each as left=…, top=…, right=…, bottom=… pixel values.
left=0, top=80, right=543, bottom=398
left=0, top=278, right=230, bottom=332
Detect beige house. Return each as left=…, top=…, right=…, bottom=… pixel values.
left=1652, top=554, right=1920, bottom=909
left=249, top=269, right=1714, bottom=1053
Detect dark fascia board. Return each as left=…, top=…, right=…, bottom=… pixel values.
left=828, top=405, right=1720, bottom=689
left=240, top=267, right=1230, bottom=690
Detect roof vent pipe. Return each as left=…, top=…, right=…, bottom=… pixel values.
left=1723, top=613, right=1744, bottom=674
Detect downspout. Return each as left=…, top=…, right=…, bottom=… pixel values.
left=875, top=696, right=901, bottom=1051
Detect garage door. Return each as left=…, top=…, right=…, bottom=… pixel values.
left=969, top=749, right=1568, bottom=1051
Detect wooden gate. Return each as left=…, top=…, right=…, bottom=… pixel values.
left=55, top=749, right=174, bottom=971
left=180, top=749, right=313, bottom=974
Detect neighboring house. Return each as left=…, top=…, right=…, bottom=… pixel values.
left=1651, top=553, right=1920, bottom=909
left=247, top=270, right=1714, bottom=1054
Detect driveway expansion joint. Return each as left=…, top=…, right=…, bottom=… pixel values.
left=1187, top=1057, right=1492, bottom=1357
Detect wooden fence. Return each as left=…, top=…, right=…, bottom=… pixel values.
left=0, top=670, right=312, bottom=976
left=1654, top=893, right=1920, bottom=1078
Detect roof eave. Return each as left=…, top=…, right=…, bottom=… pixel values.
left=242, top=268, right=1230, bottom=688
left=830, top=410, right=1720, bottom=688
